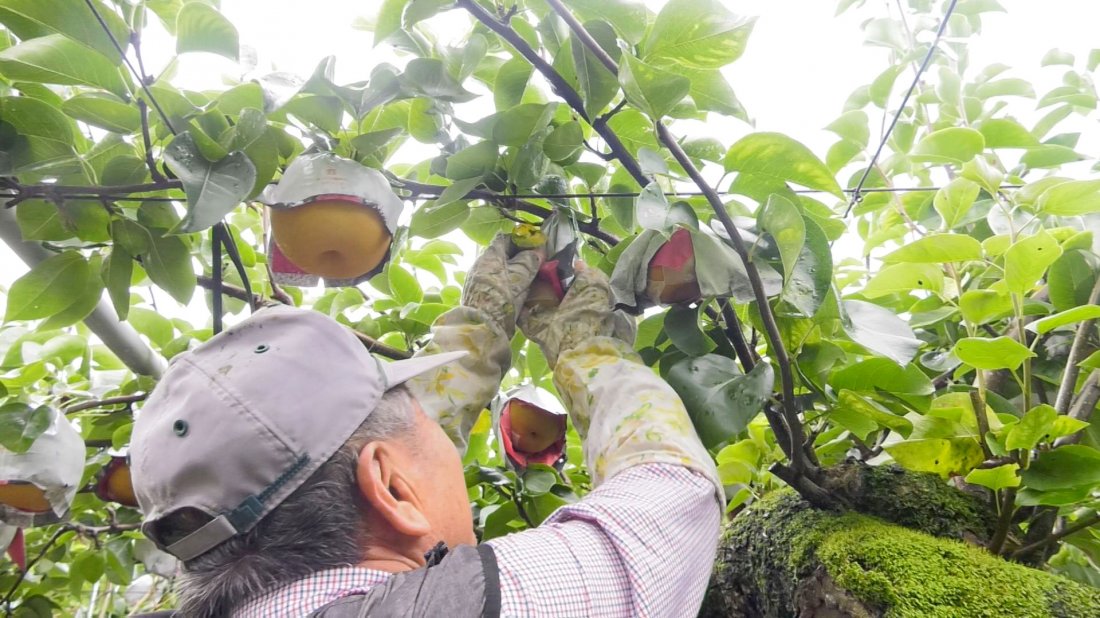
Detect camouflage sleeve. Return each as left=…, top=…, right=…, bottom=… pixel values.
left=404, top=306, right=512, bottom=452
left=553, top=336, right=722, bottom=498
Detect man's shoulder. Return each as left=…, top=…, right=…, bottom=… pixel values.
left=309, top=544, right=501, bottom=618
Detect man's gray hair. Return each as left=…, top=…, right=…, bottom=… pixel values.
left=154, top=386, right=418, bottom=618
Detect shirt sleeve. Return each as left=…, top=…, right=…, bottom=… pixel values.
left=485, top=463, right=722, bottom=618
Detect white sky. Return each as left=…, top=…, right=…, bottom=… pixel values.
left=3, top=0, right=1099, bottom=324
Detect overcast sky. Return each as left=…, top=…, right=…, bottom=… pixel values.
left=3, top=0, right=1098, bottom=319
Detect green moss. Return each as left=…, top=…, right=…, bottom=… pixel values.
left=704, top=492, right=1100, bottom=618
left=816, top=514, right=1100, bottom=617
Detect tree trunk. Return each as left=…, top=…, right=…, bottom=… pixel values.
left=701, top=465, right=1100, bottom=617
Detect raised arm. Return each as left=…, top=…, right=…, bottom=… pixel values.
left=405, top=236, right=541, bottom=451
left=486, top=266, right=723, bottom=617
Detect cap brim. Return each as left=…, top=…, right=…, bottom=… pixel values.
left=380, top=351, right=468, bottom=390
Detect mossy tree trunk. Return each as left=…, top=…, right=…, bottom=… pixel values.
left=700, top=466, right=1100, bottom=617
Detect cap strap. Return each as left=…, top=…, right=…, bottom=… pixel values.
left=166, top=515, right=237, bottom=562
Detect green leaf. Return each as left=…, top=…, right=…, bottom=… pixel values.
left=400, top=58, right=476, bottom=103
left=445, top=141, right=498, bottom=180
left=863, top=263, right=944, bottom=298
left=1004, top=230, right=1062, bottom=295
left=0, top=402, right=52, bottom=453
left=175, top=2, right=239, bottom=60
left=979, top=118, right=1040, bottom=149
left=826, top=110, right=870, bottom=147
left=618, top=53, right=690, bottom=120
left=42, top=256, right=104, bottom=329
left=61, top=92, right=140, bottom=133
left=373, top=0, right=409, bottom=46
left=284, top=95, right=343, bottom=135
left=0, top=34, right=128, bottom=96
left=833, top=390, right=914, bottom=440
left=953, top=336, right=1035, bottom=370
left=1022, top=445, right=1100, bottom=491
left=568, top=0, right=649, bottom=44
left=840, top=300, right=921, bottom=365
left=1026, top=305, right=1100, bottom=336
left=102, top=248, right=133, bottom=320
left=684, top=69, right=748, bottom=122
left=910, top=127, right=985, bottom=164
left=494, top=57, right=534, bottom=110
left=388, top=264, right=422, bottom=304
left=959, top=290, right=1013, bottom=324
left=492, top=103, right=553, bottom=147
left=664, top=305, right=716, bottom=356
left=163, top=132, right=257, bottom=233
left=143, top=231, right=197, bottom=305
left=0, top=0, right=131, bottom=59
left=882, top=234, right=982, bottom=263
left=830, top=358, right=934, bottom=412
left=758, top=194, right=805, bottom=282
left=964, top=464, right=1020, bottom=491
left=5, top=251, right=90, bottom=321
left=1005, top=404, right=1058, bottom=451
left=883, top=421, right=985, bottom=478
left=570, top=21, right=619, bottom=117
left=960, top=157, right=1003, bottom=196
left=410, top=198, right=472, bottom=239
left=933, top=178, right=980, bottom=230
left=1036, top=179, right=1100, bottom=216
left=666, top=354, right=774, bottom=448
left=724, top=132, right=843, bottom=201
left=1049, top=251, right=1096, bottom=313
left=543, top=121, right=584, bottom=163
left=643, top=0, right=754, bottom=69
left=636, top=183, right=697, bottom=231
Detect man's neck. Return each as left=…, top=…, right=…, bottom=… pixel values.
left=358, top=544, right=426, bottom=572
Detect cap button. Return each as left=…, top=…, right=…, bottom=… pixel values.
left=173, top=419, right=189, bottom=436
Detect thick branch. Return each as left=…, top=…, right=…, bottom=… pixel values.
left=1054, top=370, right=1100, bottom=447
left=456, top=0, right=648, bottom=187
left=0, top=202, right=166, bottom=377
left=1054, top=276, right=1100, bottom=414
left=195, top=275, right=411, bottom=360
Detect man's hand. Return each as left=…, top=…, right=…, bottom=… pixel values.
left=518, top=263, right=634, bottom=367
left=462, top=235, right=543, bottom=339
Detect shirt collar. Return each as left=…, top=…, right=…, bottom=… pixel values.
left=233, top=566, right=392, bottom=617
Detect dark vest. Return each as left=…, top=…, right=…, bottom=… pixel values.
left=308, top=544, right=501, bottom=618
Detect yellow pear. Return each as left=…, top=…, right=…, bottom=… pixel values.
left=507, top=400, right=566, bottom=453
left=95, top=457, right=137, bottom=507
left=270, top=200, right=392, bottom=279
left=0, top=481, right=51, bottom=513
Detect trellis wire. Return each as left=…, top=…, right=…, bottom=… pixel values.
left=843, top=0, right=961, bottom=217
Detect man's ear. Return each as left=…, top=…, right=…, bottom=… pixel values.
left=355, top=441, right=432, bottom=538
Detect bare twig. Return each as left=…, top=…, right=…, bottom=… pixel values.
left=2, top=528, right=67, bottom=614
left=63, top=394, right=148, bottom=415
left=1054, top=370, right=1100, bottom=447
left=988, top=487, right=1017, bottom=555
left=138, top=100, right=167, bottom=183
left=1010, top=512, right=1100, bottom=560
left=195, top=275, right=411, bottom=360
left=719, top=299, right=756, bottom=373
left=969, top=390, right=995, bottom=460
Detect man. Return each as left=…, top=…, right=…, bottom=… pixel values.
left=131, top=236, right=723, bottom=617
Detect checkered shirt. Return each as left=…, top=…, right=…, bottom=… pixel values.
left=233, top=463, right=720, bottom=617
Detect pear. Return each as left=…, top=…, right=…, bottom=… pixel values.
left=270, top=200, right=391, bottom=279
left=645, top=228, right=702, bottom=305
left=0, top=481, right=50, bottom=514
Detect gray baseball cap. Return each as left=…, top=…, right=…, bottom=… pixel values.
left=130, top=305, right=464, bottom=562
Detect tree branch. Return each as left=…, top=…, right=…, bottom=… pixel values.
left=456, top=0, right=649, bottom=187
left=1054, top=369, right=1100, bottom=447
left=63, top=394, right=148, bottom=415
left=542, top=0, right=813, bottom=481
left=395, top=177, right=620, bottom=246
left=2, top=528, right=67, bottom=614
left=719, top=299, right=756, bottom=373
left=1010, top=512, right=1100, bottom=560
left=195, top=275, right=411, bottom=360
left=1054, top=276, right=1100, bottom=414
